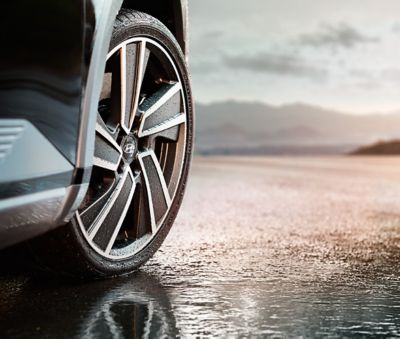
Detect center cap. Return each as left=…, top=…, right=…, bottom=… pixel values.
left=121, top=135, right=138, bottom=163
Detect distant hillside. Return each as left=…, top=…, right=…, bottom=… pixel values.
left=196, top=101, right=400, bottom=155
left=351, top=140, right=400, bottom=155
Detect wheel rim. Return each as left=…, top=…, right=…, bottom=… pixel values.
left=76, top=37, right=187, bottom=259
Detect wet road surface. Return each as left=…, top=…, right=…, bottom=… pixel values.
left=1, top=156, right=400, bottom=337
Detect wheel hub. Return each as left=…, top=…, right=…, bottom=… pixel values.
left=121, top=135, right=138, bottom=164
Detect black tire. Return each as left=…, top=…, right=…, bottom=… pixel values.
left=29, top=9, right=194, bottom=278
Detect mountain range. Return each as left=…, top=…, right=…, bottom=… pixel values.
left=195, top=101, right=400, bottom=155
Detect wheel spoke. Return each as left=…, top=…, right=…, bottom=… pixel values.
left=78, top=180, right=116, bottom=231
left=109, top=52, right=122, bottom=127
left=87, top=168, right=136, bottom=253
left=138, top=83, right=184, bottom=137
left=138, top=150, right=172, bottom=233
left=121, top=41, right=150, bottom=133
left=94, top=115, right=122, bottom=171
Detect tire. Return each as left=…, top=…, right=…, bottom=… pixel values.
left=29, top=9, right=194, bottom=278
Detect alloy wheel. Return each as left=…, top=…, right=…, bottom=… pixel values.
left=76, top=37, right=187, bottom=259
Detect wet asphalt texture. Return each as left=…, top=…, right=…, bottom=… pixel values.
left=1, top=156, right=400, bottom=338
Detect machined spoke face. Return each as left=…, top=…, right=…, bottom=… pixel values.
left=88, top=168, right=136, bottom=254
left=139, top=150, right=172, bottom=234
left=94, top=115, right=122, bottom=171
left=79, top=179, right=116, bottom=231
left=121, top=41, right=150, bottom=133
left=138, top=83, right=185, bottom=138
left=77, top=37, right=187, bottom=259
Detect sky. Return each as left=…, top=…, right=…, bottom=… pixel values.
left=188, top=0, right=400, bottom=114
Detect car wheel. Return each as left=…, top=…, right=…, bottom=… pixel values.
left=30, top=9, right=193, bottom=278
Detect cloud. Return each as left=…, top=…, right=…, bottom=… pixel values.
left=348, top=69, right=375, bottom=81
left=298, top=23, right=379, bottom=49
left=191, top=59, right=220, bottom=74
left=200, top=30, right=225, bottom=40
left=223, top=52, right=327, bottom=80
left=348, top=69, right=380, bottom=90
left=392, top=22, right=400, bottom=34
left=191, top=29, right=226, bottom=57
left=344, top=68, right=400, bottom=90
left=381, top=68, right=400, bottom=83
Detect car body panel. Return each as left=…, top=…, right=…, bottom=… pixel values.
left=0, top=0, right=86, bottom=164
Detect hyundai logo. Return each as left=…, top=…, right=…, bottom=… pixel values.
left=123, top=143, right=135, bottom=156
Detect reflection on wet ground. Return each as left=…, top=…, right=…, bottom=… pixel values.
left=0, top=273, right=178, bottom=338
left=1, top=157, right=400, bottom=337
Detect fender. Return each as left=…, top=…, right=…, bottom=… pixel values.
left=62, top=0, right=124, bottom=223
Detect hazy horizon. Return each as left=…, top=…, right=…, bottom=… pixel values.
left=189, top=0, right=400, bottom=114
left=196, top=99, right=400, bottom=116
